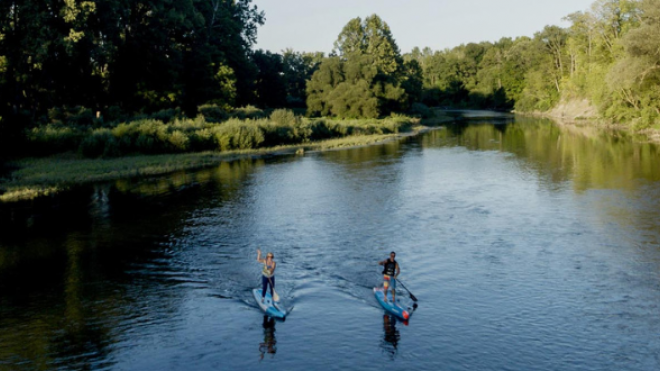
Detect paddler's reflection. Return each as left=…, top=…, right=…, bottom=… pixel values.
left=381, top=314, right=400, bottom=355
left=259, top=316, right=277, bottom=360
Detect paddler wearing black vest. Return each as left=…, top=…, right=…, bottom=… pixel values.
left=378, top=251, right=400, bottom=303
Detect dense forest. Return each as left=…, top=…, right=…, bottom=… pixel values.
left=1, top=0, right=659, bottom=158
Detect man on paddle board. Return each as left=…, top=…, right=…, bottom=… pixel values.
left=378, top=251, right=400, bottom=303
left=257, top=249, right=277, bottom=303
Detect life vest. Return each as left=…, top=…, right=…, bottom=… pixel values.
left=262, top=261, right=275, bottom=278
left=382, top=259, right=397, bottom=276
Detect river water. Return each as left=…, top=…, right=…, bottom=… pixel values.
left=1, top=112, right=659, bottom=371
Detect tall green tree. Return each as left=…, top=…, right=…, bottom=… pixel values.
left=0, top=0, right=263, bottom=119
left=606, top=0, right=660, bottom=125
left=308, top=14, right=413, bottom=118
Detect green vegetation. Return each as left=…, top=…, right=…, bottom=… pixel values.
left=406, top=0, right=660, bottom=131
left=2, top=0, right=660, bottom=199
left=306, top=15, right=422, bottom=118
left=23, top=108, right=417, bottom=158
left=0, top=125, right=430, bottom=203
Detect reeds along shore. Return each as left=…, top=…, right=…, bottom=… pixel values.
left=0, top=108, right=449, bottom=203
left=25, top=107, right=418, bottom=158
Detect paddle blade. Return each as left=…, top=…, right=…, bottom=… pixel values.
left=409, top=293, right=418, bottom=302
left=273, top=290, right=280, bottom=302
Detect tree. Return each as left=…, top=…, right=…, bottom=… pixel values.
left=252, top=50, right=287, bottom=108
left=606, top=0, right=660, bottom=125
left=308, top=14, right=414, bottom=118
left=282, top=49, right=324, bottom=107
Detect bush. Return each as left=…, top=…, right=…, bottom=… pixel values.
left=79, top=128, right=116, bottom=158
left=167, top=130, right=189, bottom=151
left=232, top=105, right=267, bottom=120
left=27, top=125, right=86, bottom=155
left=150, top=108, right=183, bottom=123
left=269, top=109, right=299, bottom=127
left=260, top=109, right=310, bottom=145
left=211, top=119, right=265, bottom=151
left=103, top=106, right=128, bottom=124
left=410, top=102, right=434, bottom=119
left=48, top=106, right=99, bottom=127
left=198, top=104, right=230, bottom=123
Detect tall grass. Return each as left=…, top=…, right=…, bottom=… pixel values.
left=27, top=108, right=419, bottom=158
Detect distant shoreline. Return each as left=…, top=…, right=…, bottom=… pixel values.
left=0, top=120, right=450, bottom=204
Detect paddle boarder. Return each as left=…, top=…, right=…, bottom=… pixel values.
left=257, top=249, right=276, bottom=303
left=378, top=251, right=400, bottom=303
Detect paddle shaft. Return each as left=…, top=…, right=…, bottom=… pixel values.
left=395, top=278, right=418, bottom=302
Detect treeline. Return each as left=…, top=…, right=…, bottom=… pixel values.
left=2, top=0, right=659, bottom=159
left=406, top=0, right=660, bottom=130
left=0, top=0, right=324, bottom=157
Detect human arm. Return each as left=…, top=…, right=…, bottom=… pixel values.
left=257, top=249, right=265, bottom=263
left=394, top=263, right=400, bottom=278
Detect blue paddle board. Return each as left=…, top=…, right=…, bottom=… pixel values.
left=253, top=288, right=286, bottom=319
left=374, top=287, right=412, bottom=321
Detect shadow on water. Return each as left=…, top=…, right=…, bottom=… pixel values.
left=259, top=316, right=277, bottom=361
left=380, top=314, right=401, bottom=358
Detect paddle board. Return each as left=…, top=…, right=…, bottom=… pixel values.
left=374, top=287, right=412, bottom=321
left=253, top=288, right=287, bottom=319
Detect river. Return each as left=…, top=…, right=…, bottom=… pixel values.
left=1, top=112, right=659, bottom=371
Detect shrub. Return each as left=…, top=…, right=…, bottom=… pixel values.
left=269, top=109, right=299, bottom=127
left=27, top=125, right=85, bottom=154
left=212, top=119, right=265, bottom=151
left=150, top=108, right=183, bottom=123
left=189, top=128, right=217, bottom=151
left=411, top=102, right=434, bottom=119
left=232, top=105, right=267, bottom=120
left=48, top=106, right=99, bottom=127
left=167, top=131, right=189, bottom=151
left=79, top=128, right=114, bottom=158
left=198, top=104, right=230, bottom=123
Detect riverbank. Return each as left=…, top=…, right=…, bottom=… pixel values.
left=0, top=120, right=448, bottom=203
left=521, top=99, right=660, bottom=144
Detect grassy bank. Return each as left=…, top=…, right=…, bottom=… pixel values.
left=0, top=118, right=446, bottom=203
left=522, top=99, right=660, bottom=144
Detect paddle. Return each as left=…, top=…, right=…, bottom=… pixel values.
left=267, top=276, right=280, bottom=302
left=257, top=249, right=280, bottom=302
left=395, top=278, right=417, bottom=302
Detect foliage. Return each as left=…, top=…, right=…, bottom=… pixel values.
left=7, top=0, right=660, bottom=160
left=0, top=0, right=265, bottom=152
left=405, top=0, right=660, bottom=129
left=29, top=109, right=417, bottom=158
left=307, top=15, right=416, bottom=118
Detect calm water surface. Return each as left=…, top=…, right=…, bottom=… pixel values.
left=1, top=113, right=660, bottom=370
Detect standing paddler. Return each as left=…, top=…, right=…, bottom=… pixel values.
left=378, top=251, right=400, bottom=303
left=257, top=249, right=277, bottom=303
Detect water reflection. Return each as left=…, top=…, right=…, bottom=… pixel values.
left=259, top=316, right=277, bottom=360
left=381, top=314, right=401, bottom=358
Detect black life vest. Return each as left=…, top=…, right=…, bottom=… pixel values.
left=382, top=259, right=397, bottom=276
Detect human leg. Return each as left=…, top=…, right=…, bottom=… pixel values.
left=268, top=276, right=275, bottom=297
left=261, top=276, right=268, bottom=301
left=383, top=275, right=390, bottom=302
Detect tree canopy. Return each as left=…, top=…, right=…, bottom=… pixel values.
left=307, top=14, right=419, bottom=118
